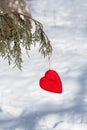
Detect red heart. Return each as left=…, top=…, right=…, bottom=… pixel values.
left=39, top=70, right=63, bottom=93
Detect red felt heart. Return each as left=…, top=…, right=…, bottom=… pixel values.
left=39, top=70, right=63, bottom=93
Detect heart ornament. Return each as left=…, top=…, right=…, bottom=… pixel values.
left=39, top=70, right=63, bottom=94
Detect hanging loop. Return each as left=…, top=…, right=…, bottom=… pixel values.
left=48, top=54, right=51, bottom=69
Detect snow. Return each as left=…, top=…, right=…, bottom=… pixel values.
left=0, top=0, right=87, bottom=129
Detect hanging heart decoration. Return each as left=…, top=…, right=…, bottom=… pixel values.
left=39, top=69, right=63, bottom=94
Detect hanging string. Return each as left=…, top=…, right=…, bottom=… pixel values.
left=48, top=54, right=51, bottom=69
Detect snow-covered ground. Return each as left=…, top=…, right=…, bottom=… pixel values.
left=0, top=0, right=87, bottom=129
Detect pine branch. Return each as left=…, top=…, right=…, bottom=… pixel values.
left=0, top=11, right=52, bottom=70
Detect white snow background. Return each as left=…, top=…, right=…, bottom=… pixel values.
left=0, top=0, right=87, bottom=130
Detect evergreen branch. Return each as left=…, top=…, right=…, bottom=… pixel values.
left=0, top=11, right=52, bottom=70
